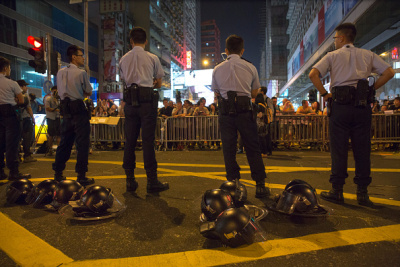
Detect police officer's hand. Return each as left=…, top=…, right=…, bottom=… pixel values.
left=323, top=93, right=332, bottom=102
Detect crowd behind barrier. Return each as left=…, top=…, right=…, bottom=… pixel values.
left=88, top=114, right=400, bottom=151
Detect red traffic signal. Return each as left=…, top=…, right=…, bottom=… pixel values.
left=27, top=36, right=43, bottom=50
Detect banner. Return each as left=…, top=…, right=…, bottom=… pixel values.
left=324, top=0, right=343, bottom=38
left=318, top=6, right=325, bottom=45
left=303, top=16, right=319, bottom=63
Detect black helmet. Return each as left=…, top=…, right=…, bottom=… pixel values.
left=201, top=189, right=234, bottom=221
left=80, top=185, right=114, bottom=213
left=275, top=180, right=319, bottom=214
left=6, top=179, right=34, bottom=204
left=214, top=208, right=267, bottom=248
left=285, top=179, right=314, bottom=191
left=26, top=179, right=58, bottom=208
left=53, top=180, right=84, bottom=204
left=219, top=180, right=247, bottom=207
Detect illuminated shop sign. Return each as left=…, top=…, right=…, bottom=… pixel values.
left=186, top=51, right=192, bottom=69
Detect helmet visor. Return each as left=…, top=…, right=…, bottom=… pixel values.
left=275, top=190, right=300, bottom=214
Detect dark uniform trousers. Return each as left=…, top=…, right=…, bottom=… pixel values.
left=123, top=103, right=158, bottom=178
left=219, top=111, right=266, bottom=182
left=52, top=112, right=90, bottom=174
left=21, top=117, right=33, bottom=157
left=0, top=112, right=21, bottom=172
left=329, top=101, right=372, bottom=187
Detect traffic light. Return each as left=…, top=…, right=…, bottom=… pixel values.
left=27, top=36, right=46, bottom=74
left=308, top=89, right=317, bottom=103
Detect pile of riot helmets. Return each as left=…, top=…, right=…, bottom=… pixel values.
left=199, top=180, right=269, bottom=248
left=4, top=179, right=125, bottom=222
left=199, top=179, right=331, bottom=248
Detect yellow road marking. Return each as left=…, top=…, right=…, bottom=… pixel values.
left=62, top=224, right=400, bottom=267
left=0, top=212, right=73, bottom=267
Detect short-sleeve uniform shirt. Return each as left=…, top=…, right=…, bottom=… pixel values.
left=0, top=74, right=22, bottom=105
left=211, top=54, right=261, bottom=99
left=56, top=64, right=93, bottom=101
left=119, top=46, right=164, bottom=87
left=313, top=44, right=391, bottom=89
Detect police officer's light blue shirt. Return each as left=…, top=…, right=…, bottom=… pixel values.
left=313, top=44, right=391, bottom=89
left=56, top=63, right=93, bottom=101
left=0, top=74, right=22, bottom=105
left=211, top=54, right=261, bottom=99
left=119, top=46, right=164, bottom=87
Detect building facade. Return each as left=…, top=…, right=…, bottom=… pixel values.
left=0, top=0, right=101, bottom=100
left=201, top=19, right=221, bottom=69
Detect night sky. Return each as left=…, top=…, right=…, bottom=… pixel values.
left=201, top=0, right=266, bottom=72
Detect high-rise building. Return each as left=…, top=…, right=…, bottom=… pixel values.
left=130, top=0, right=199, bottom=100
left=259, top=0, right=289, bottom=97
left=201, top=19, right=221, bottom=69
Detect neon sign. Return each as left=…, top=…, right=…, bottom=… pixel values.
left=186, top=51, right=192, bottom=69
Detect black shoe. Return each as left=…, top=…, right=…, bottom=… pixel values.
left=0, top=170, right=7, bottom=180
left=237, top=149, right=243, bottom=154
left=357, top=193, right=374, bottom=207
left=126, top=179, right=138, bottom=192
left=8, top=172, right=31, bottom=180
left=255, top=183, right=270, bottom=198
left=147, top=180, right=169, bottom=193
left=77, top=177, right=95, bottom=186
left=320, top=190, right=344, bottom=203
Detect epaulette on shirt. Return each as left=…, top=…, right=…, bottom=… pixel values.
left=241, top=57, right=253, bottom=64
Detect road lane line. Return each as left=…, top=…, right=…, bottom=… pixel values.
left=61, top=224, right=400, bottom=267
left=0, top=212, right=73, bottom=267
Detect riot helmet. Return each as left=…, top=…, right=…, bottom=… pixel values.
left=274, top=180, right=320, bottom=214
left=80, top=185, right=114, bottom=213
left=220, top=180, right=247, bottom=207
left=53, top=180, right=84, bottom=204
left=26, top=179, right=58, bottom=208
left=6, top=179, right=34, bottom=205
left=201, top=189, right=234, bottom=221
left=214, top=208, right=267, bottom=248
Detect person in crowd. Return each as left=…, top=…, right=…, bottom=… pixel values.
left=255, top=93, right=269, bottom=158
left=108, top=104, right=118, bottom=116
left=118, top=101, right=125, bottom=117
left=52, top=45, right=94, bottom=186
left=381, top=104, right=388, bottom=112
left=209, top=103, right=219, bottom=150
left=158, top=98, right=173, bottom=118
left=389, top=97, right=400, bottom=111
left=119, top=27, right=169, bottom=193
left=44, top=86, right=61, bottom=157
left=172, top=100, right=186, bottom=151
left=29, top=93, right=39, bottom=114
left=184, top=100, right=194, bottom=116
left=312, top=101, right=322, bottom=115
left=194, top=97, right=210, bottom=116
left=0, top=57, right=31, bottom=180
left=309, top=22, right=394, bottom=206
left=281, top=98, right=295, bottom=114
left=296, top=100, right=315, bottom=114
left=211, top=34, right=269, bottom=198
left=16, top=80, right=36, bottom=163
left=258, top=86, right=273, bottom=155
left=372, top=100, right=381, bottom=113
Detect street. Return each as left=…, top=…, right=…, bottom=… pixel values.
left=0, top=149, right=399, bottom=266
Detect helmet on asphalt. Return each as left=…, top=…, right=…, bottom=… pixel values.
left=26, top=179, right=58, bottom=208
left=6, top=179, right=34, bottom=204
left=80, top=185, right=114, bottom=213
left=201, top=189, right=235, bottom=221
left=275, top=180, right=319, bottom=214
left=220, top=180, right=247, bottom=207
left=53, top=180, right=84, bottom=204
left=214, top=208, right=267, bottom=247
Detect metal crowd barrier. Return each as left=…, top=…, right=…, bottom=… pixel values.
left=88, top=114, right=400, bottom=150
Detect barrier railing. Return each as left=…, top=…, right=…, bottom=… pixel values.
left=88, top=114, right=400, bottom=150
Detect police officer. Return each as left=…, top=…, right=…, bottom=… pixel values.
left=52, top=45, right=94, bottom=186
left=309, top=23, right=395, bottom=206
left=16, top=80, right=37, bottom=163
left=119, top=27, right=169, bottom=193
left=0, top=57, right=31, bottom=180
left=211, top=35, right=269, bottom=198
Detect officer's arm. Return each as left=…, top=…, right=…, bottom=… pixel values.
left=309, top=68, right=331, bottom=101
left=251, top=89, right=259, bottom=99
left=374, top=67, right=395, bottom=90
left=16, top=93, right=24, bottom=104
left=154, top=78, right=162, bottom=89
